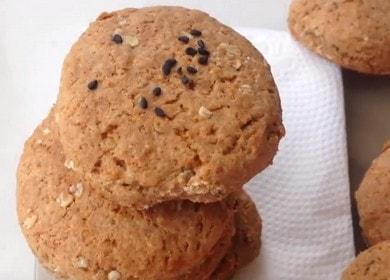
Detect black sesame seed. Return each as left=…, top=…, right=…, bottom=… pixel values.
left=187, top=66, right=198, bottom=74
left=178, top=35, right=190, bottom=44
left=190, top=29, right=202, bottom=37
left=152, top=87, right=162, bottom=96
left=181, top=75, right=190, bottom=85
left=112, top=34, right=123, bottom=44
left=198, top=56, right=209, bottom=65
left=198, top=48, right=210, bottom=56
left=197, top=40, right=205, bottom=49
left=162, top=58, right=177, bottom=75
left=185, top=47, right=197, bottom=56
left=138, top=97, right=148, bottom=109
left=87, top=80, right=98, bottom=90
left=176, top=66, right=183, bottom=74
left=154, top=107, right=166, bottom=118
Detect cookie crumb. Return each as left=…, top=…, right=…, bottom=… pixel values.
left=56, top=192, right=74, bottom=208
left=184, top=181, right=208, bottom=194
left=69, top=183, right=83, bottom=198
left=23, top=214, right=38, bottom=229
left=187, top=181, right=223, bottom=195
left=108, top=270, right=121, bottom=280
left=36, top=139, right=43, bottom=145
left=239, top=84, right=253, bottom=94
left=75, top=257, right=88, bottom=269
left=198, top=106, right=213, bottom=119
left=233, top=60, right=242, bottom=70
left=124, top=35, right=139, bottom=47
left=42, top=128, right=50, bottom=135
left=64, top=159, right=75, bottom=170
left=226, top=44, right=241, bottom=57
left=178, top=170, right=194, bottom=184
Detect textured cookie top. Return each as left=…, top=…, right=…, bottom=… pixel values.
left=289, top=0, right=390, bottom=75
left=56, top=6, right=284, bottom=208
left=342, top=241, right=390, bottom=279
left=16, top=112, right=235, bottom=280
left=356, top=141, right=390, bottom=246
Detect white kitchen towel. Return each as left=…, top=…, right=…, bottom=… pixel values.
left=34, top=28, right=355, bottom=280
left=236, top=28, right=355, bottom=280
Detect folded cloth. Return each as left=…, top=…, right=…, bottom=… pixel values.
left=234, top=28, right=355, bottom=280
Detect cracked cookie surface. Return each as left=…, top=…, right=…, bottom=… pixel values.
left=289, top=0, right=390, bottom=75
left=56, top=6, right=284, bottom=209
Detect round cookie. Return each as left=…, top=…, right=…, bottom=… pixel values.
left=356, top=141, right=390, bottom=246
left=211, top=191, right=262, bottom=280
left=56, top=6, right=285, bottom=209
left=17, top=112, right=235, bottom=280
left=342, top=241, right=390, bottom=279
left=289, top=0, right=390, bottom=75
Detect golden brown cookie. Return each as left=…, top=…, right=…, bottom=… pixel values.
left=56, top=6, right=284, bottom=209
left=356, top=141, right=390, bottom=246
left=211, top=191, right=262, bottom=280
left=289, top=0, right=390, bottom=75
left=17, top=111, right=236, bottom=280
left=342, top=241, right=390, bottom=279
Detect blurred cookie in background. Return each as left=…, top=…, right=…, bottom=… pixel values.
left=356, top=141, right=390, bottom=246
left=289, top=0, right=390, bottom=75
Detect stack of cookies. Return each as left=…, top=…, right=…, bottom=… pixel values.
left=342, top=141, right=390, bottom=279
left=17, top=6, right=284, bottom=280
